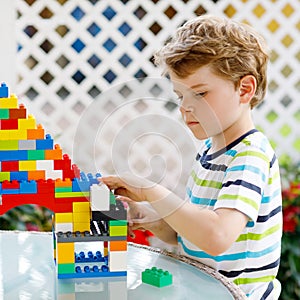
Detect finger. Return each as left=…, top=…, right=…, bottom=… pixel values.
left=99, top=176, right=124, bottom=190
left=115, top=195, right=134, bottom=204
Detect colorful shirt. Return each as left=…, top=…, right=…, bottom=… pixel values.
left=178, top=129, right=282, bottom=299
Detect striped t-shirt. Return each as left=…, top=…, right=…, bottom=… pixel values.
left=178, top=129, right=282, bottom=299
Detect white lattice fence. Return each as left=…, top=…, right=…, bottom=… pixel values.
left=15, top=0, right=300, bottom=196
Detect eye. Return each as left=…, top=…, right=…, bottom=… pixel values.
left=194, top=91, right=207, bottom=98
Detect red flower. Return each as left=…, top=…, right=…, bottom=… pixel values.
left=283, top=205, right=300, bottom=233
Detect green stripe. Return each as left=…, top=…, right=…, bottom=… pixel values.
left=55, top=191, right=89, bottom=198
left=234, top=275, right=275, bottom=285
left=268, top=170, right=280, bottom=185
left=191, top=170, right=222, bottom=189
left=218, top=194, right=259, bottom=211
left=234, top=151, right=269, bottom=163
left=237, top=224, right=281, bottom=242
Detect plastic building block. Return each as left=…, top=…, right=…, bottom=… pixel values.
left=142, top=267, right=173, bottom=287
left=0, top=83, right=128, bottom=280
left=90, top=183, right=110, bottom=211
left=0, top=83, right=9, bottom=98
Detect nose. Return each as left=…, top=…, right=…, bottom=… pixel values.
left=179, top=99, right=194, bottom=113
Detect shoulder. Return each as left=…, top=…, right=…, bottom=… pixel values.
left=231, top=131, right=276, bottom=164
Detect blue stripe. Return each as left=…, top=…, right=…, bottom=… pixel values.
left=186, top=187, right=216, bottom=206
left=226, top=165, right=266, bottom=182
left=270, top=154, right=276, bottom=168
left=222, top=179, right=261, bottom=195
left=261, top=189, right=281, bottom=204
left=178, top=237, right=280, bottom=262
left=261, top=281, right=274, bottom=300
left=257, top=206, right=282, bottom=222
left=219, top=258, right=280, bottom=278
left=225, top=149, right=237, bottom=157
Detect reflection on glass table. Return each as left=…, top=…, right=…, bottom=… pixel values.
left=0, top=230, right=246, bottom=299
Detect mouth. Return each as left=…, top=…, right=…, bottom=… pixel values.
left=186, top=121, right=199, bottom=127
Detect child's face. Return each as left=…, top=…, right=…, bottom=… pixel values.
left=170, top=65, right=246, bottom=142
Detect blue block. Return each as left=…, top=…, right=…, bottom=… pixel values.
left=36, top=134, right=54, bottom=150
left=87, top=172, right=102, bottom=185
left=10, top=171, right=28, bottom=181
left=20, top=180, right=37, bottom=194
left=72, top=178, right=90, bottom=192
left=75, top=251, right=105, bottom=263
left=0, top=150, right=27, bottom=161
left=58, top=271, right=127, bottom=279
left=1, top=188, right=19, bottom=194
left=0, top=83, right=9, bottom=98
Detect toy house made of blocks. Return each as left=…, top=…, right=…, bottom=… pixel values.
left=0, top=83, right=127, bottom=279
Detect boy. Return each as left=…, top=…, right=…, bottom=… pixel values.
left=100, top=15, right=282, bottom=299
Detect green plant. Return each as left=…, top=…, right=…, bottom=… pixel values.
left=0, top=204, right=52, bottom=231
left=278, top=159, right=300, bottom=300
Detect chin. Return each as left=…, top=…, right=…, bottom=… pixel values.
left=191, top=129, right=209, bottom=140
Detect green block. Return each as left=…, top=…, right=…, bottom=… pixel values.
left=0, top=172, right=10, bottom=182
left=109, top=225, right=127, bottom=236
left=142, top=267, right=172, bottom=287
left=110, top=192, right=116, bottom=205
left=0, top=109, right=9, bottom=119
left=27, top=149, right=45, bottom=160
left=58, top=263, right=75, bottom=274
left=55, top=191, right=89, bottom=198
left=0, top=140, right=18, bottom=150
left=55, top=187, right=72, bottom=193
left=109, top=220, right=127, bottom=226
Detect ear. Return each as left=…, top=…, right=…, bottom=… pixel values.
left=239, top=75, right=256, bottom=104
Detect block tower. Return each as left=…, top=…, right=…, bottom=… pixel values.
left=0, top=83, right=127, bottom=279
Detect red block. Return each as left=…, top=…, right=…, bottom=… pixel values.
left=2, top=180, right=20, bottom=189
left=2, top=161, right=19, bottom=171
left=0, top=119, right=18, bottom=129
left=9, top=104, right=27, bottom=119
left=54, top=154, right=71, bottom=171
left=37, top=179, right=55, bottom=194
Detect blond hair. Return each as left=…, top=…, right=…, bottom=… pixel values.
left=154, top=15, right=269, bottom=108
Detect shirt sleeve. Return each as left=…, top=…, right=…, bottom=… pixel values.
left=214, top=146, right=270, bottom=225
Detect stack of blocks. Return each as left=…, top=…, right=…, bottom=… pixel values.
left=0, top=83, right=127, bottom=279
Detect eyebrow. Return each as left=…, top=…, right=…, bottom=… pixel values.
left=190, top=83, right=207, bottom=89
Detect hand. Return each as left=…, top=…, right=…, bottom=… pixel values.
left=116, top=195, right=162, bottom=238
left=99, top=173, right=156, bottom=202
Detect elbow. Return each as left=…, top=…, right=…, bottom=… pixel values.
left=199, top=229, right=231, bottom=256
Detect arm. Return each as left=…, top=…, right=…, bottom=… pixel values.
left=101, top=177, right=249, bottom=255
left=143, top=184, right=249, bottom=256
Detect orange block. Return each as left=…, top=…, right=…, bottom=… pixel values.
left=55, top=178, right=72, bottom=188
left=45, top=144, right=62, bottom=160
left=110, top=241, right=127, bottom=251
left=28, top=170, right=46, bottom=181
left=27, top=124, right=45, bottom=139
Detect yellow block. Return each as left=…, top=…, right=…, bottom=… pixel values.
left=0, top=130, right=10, bottom=140
left=0, top=94, right=18, bottom=108
left=19, top=160, right=36, bottom=171
left=72, top=202, right=90, bottom=212
left=73, top=223, right=90, bottom=232
left=18, top=115, right=36, bottom=129
left=9, top=129, right=27, bottom=140
left=55, top=213, right=73, bottom=223
left=57, top=243, right=75, bottom=264
left=73, top=212, right=90, bottom=223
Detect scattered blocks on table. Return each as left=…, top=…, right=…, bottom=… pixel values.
left=142, top=267, right=173, bottom=288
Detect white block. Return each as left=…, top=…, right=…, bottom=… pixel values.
left=109, top=251, right=127, bottom=272
left=90, top=183, right=110, bottom=211
left=55, top=223, right=73, bottom=233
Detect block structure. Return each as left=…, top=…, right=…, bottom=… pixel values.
left=0, top=83, right=127, bottom=279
